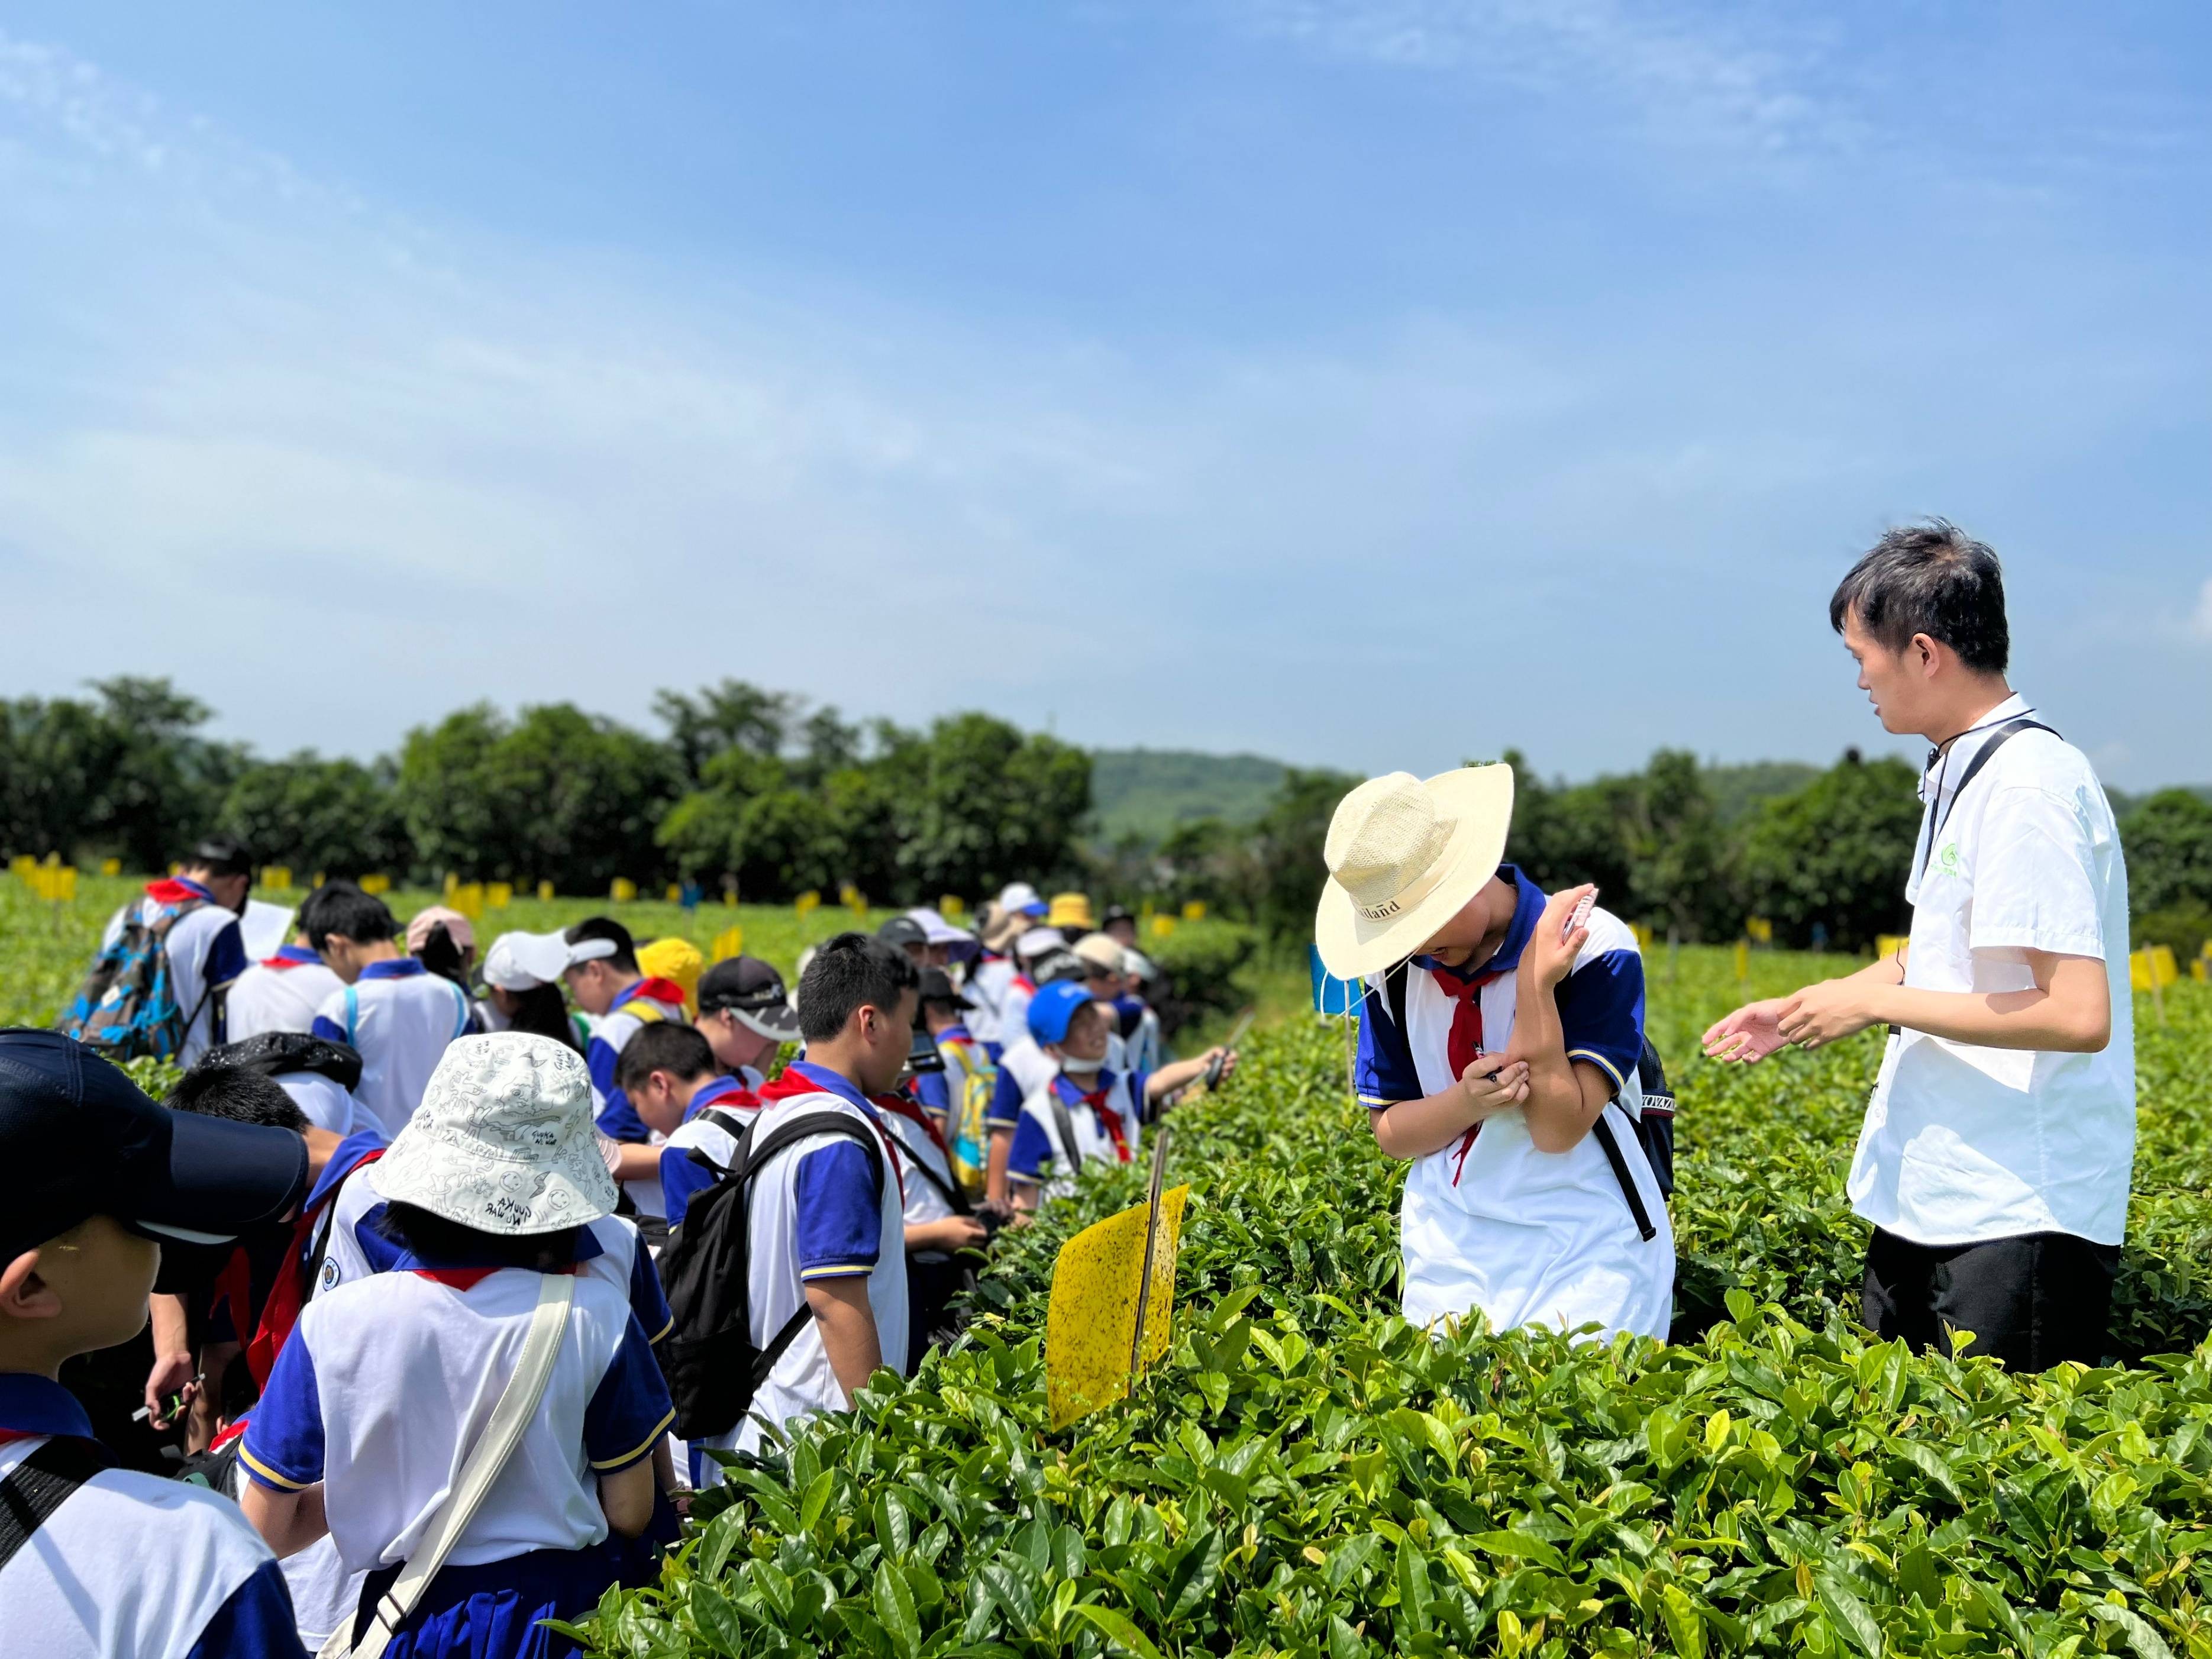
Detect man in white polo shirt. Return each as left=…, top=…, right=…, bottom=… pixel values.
left=1705, top=521, right=2131, bottom=1369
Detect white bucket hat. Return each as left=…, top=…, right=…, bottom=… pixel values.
left=369, top=1032, right=617, bottom=1234
left=1313, top=764, right=1516, bottom=980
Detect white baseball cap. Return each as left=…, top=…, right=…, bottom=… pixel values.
left=1016, top=925, right=1065, bottom=961
left=997, top=882, right=1047, bottom=916
left=906, top=906, right=980, bottom=960
left=482, top=930, right=576, bottom=991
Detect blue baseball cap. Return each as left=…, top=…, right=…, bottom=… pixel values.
left=0, top=1028, right=308, bottom=1261
left=1026, top=980, right=1096, bottom=1047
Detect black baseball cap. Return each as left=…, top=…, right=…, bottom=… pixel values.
left=0, top=1029, right=308, bottom=1261
left=696, top=957, right=802, bottom=1042
left=876, top=916, right=928, bottom=953
left=917, top=968, right=974, bottom=1009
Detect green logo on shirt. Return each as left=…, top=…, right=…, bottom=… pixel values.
left=1937, top=841, right=1961, bottom=876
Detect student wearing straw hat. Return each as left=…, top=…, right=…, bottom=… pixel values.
left=1315, top=764, right=1672, bottom=1343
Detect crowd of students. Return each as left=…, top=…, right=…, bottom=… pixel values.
left=5, top=524, right=2139, bottom=1659
left=12, top=870, right=1220, bottom=1658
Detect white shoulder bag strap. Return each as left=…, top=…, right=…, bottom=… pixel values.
left=324, top=1273, right=576, bottom=1659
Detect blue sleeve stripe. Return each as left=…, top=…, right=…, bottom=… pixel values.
left=310, top=1014, right=347, bottom=1044
left=589, top=1406, right=676, bottom=1471
left=1358, top=1094, right=1394, bottom=1108
left=237, top=1445, right=310, bottom=1491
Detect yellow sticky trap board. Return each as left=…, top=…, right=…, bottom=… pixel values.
left=2132, top=947, right=2179, bottom=990
left=711, top=924, right=744, bottom=961
left=486, top=883, right=513, bottom=909
left=537, top=880, right=554, bottom=902
left=360, top=874, right=392, bottom=895
left=1181, top=900, right=1207, bottom=922
left=1745, top=916, right=1774, bottom=945
left=666, top=883, right=683, bottom=903
left=611, top=877, right=638, bottom=902
left=451, top=882, right=485, bottom=921
left=795, top=890, right=821, bottom=918
left=939, top=894, right=965, bottom=918
left=100, top=858, right=122, bottom=877
left=1875, top=934, right=1910, bottom=960
left=1151, top=915, right=1176, bottom=938
left=1732, top=940, right=1750, bottom=979
left=1045, top=1184, right=1190, bottom=1430
left=263, top=866, right=293, bottom=892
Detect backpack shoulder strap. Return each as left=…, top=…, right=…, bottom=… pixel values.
left=0, top=1437, right=114, bottom=1576
left=1047, top=1091, right=1082, bottom=1176
left=1590, top=1112, right=1658, bottom=1243
left=740, top=1111, right=886, bottom=1208
left=1917, top=718, right=2061, bottom=880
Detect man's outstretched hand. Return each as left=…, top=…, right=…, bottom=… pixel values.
left=1702, top=999, right=1791, bottom=1064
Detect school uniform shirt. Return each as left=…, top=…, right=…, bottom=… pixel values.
left=1115, top=995, right=1165, bottom=1076
left=910, top=1024, right=973, bottom=1131
left=311, top=958, right=473, bottom=1138
left=877, top=1091, right=961, bottom=1228
left=964, top=956, right=1013, bottom=1052
left=732, top=1061, right=910, bottom=1457
left=99, top=876, right=249, bottom=1067
left=985, top=1035, right=1061, bottom=1138
left=1007, top=1067, right=1152, bottom=1202
left=656, top=1073, right=766, bottom=1229
left=582, top=978, right=693, bottom=1219
left=240, top=1250, right=675, bottom=1576
left=0, top=1373, right=305, bottom=1659
left=274, top=1070, right=361, bottom=1136
left=1357, top=865, right=1672, bottom=1343
left=1848, top=696, right=2136, bottom=1248
left=227, top=944, right=347, bottom=1041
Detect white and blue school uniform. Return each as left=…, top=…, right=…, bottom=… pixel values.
left=228, top=944, right=347, bottom=1042
left=878, top=1091, right=961, bottom=1228
left=1007, top=1066, right=1154, bottom=1203
left=1113, top=993, right=1165, bottom=1076
left=275, top=1070, right=362, bottom=1136
left=909, top=1023, right=973, bottom=1134
left=0, top=1373, right=305, bottom=1658
left=99, top=876, right=250, bottom=1067
left=583, top=979, right=692, bottom=1222
left=241, top=1235, right=675, bottom=1659
left=964, top=956, right=1013, bottom=1054
left=1357, top=864, right=1671, bottom=1342
left=728, top=1061, right=909, bottom=1461
left=656, top=1074, right=765, bottom=1231
left=311, top=958, right=472, bottom=1138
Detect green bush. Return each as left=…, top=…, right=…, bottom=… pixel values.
left=570, top=951, right=2212, bottom=1658
left=2132, top=904, right=2212, bottom=964
left=1144, top=920, right=1262, bottom=1035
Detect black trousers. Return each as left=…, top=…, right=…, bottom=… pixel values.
left=1862, top=1227, right=2120, bottom=1370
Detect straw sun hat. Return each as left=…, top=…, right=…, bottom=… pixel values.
left=1313, top=764, right=1516, bottom=980
left=369, top=1031, right=617, bottom=1234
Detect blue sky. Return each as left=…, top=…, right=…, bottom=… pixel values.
left=2, top=3, right=2207, bottom=788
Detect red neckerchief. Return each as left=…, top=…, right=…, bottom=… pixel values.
left=755, top=1067, right=904, bottom=1185
left=1430, top=963, right=1507, bottom=1187
left=144, top=877, right=207, bottom=906
left=243, top=1147, right=385, bottom=1390
left=1012, top=975, right=1036, bottom=996
left=1064, top=1077, right=1132, bottom=1163
left=408, top=1263, right=580, bottom=1291
left=622, top=977, right=692, bottom=1011
left=874, top=1090, right=949, bottom=1158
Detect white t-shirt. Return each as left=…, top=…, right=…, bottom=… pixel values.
left=225, top=947, right=345, bottom=1041
left=879, top=1099, right=960, bottom=1228
left=965, top=957, right=1013, bottom=1047
left=311, top=959, right=473, bottom=1137
left=734, top=1067, right=910, bottom=1457
left=1848, top=696, right=2136, bottom=1247
left=1, top=1379, right=292, bottom=1659
left=99, top=881, right=247, bottom=1067
left=1007, top=1068, right=1149, bottom=1202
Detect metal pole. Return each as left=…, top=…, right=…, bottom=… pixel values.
left=1127, top=1122, right=1172, bottom=1384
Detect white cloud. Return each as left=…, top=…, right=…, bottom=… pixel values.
left=2193, top=577, right=2212, bottom=642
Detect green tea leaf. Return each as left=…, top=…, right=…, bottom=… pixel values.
left=1069, top=1603, right=1168, bottom=1659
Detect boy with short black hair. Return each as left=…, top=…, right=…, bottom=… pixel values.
left=0, top=1028, right=311, bottom=1659
left=306, top=882, right=472, bottom=1139
left=729, top=932, right=916, bottom=1453
left=613, top=1022, right=762, bottom=1234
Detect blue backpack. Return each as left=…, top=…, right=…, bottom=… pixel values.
left=56, top=892, right=219, bottom=1063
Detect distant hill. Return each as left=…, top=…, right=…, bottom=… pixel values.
left=1088, top=748, right=1289, bottom=844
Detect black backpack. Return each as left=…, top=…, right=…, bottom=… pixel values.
left=655, top=1108, right=886, bottom=1441
left=194, top=1031, right=364, bottom=1092
left=1381, top=965, right=1677, bottom=1242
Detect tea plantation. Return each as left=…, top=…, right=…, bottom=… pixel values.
left=570, top=957, right=2212, bottom=1659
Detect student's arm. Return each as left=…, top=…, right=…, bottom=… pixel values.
left=984, top=1125, right=1014, bottom=1211
left=1704, top=948, right=1907, bottom=1064
left=1141, top=1048, right=1235, bottom=1103
left=239, top=1480, right=328, bottom=1559
left=608, top=1142, right=661, bottom=1184
left=1776, top=950, right=2110, bottom=1053
left=805, top=1276, right=883, bottom=1403
left=1506, top=886, right=1645, bottom=1154
left=598, top=1460, right=657, bottom=1538
left=908, top=1216, right=990, bottom=1252
left=1351, top=969, right=1529, bottom=1160
left=146, top=1292, right=198, bottom=1428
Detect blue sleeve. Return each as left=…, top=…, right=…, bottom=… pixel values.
left=588, top=1035, right=648, bottom=1141
left=1354, top=982, right=1422, bottom=1107
left=912, top=1070, right=951, bottom=1115
left=1554, top=948, right=1646, bottom=1098
left=186, top=1558, right=308, bottom=1659
left=1131, top=1069, right=1155, bottom=1125
left=1007, top=1112, right=1055, bottom=1183
left=309, top=1014, right=347, bottom=1044
left=628, top=1221, right=674, bottom=1342
left=793, top=1141, right=881, bottom=1279
left=985, top=1064, right=1025, bottom=1131
left=204, top=919, right=250, bottom=989
left=238, top=1330, right=323, bottom=1492
left=659, top=1144, right=719, bottom=1241
left=583, top=1312, right=676, bottom=1473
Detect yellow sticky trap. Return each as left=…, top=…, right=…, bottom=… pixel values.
left=1746, top=916, right=1774, bottom=945
left=486, top=882, right=512, bottom=909
left=100, top=857, right=122, bottom=877
left=611, top=877, right=638, bottom=903
left=360, top=874, right=391, bottom=895
left=1181, top=900, right=1206, bottom=922
left=263, top=866, right=293, bottom=892
left=1150, top=915, right=1176, bottom=938
left=665, top=883, right=683, bottom=903
left=444, top=871, right=460, bottom=897
left=939, top=893, right=965, bottom=918
left=795, top=890, right=821, bottom=918
left=1045, top=1184, right=1190, bottom=1430
left=451, top=882, right=485, bottom=921
left=2131, top=947, right=2178, bottom=990
left=1732, top=940, right=1750, bottom=980
left=711, top=924, right=744, bottom=961
left=1875, top=934, right=1910, bottom=960
left=537, top=880, right=554, bottom=902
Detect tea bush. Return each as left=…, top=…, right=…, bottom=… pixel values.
left=572, top=956, right=2212, bottom=1658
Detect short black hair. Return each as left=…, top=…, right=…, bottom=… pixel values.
left=614, top=1021, right=717, bottom=1093
left=564, top=916, right=639, bottom=974
left=796, top=931, right=921, bottom=1043
left=1829, top=519, right=2010, bottom=675
left=373, top=1202, right=578, bottom=1274
left=304, top=880, right=398, bottom=950
left=167, top=1065, right=308, bottom=1133
left=185, top=837, right=253, bottom=879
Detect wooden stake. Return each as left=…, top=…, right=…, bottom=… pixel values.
left=1128, top=1124, right=1173, bottom=1384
